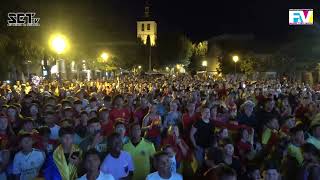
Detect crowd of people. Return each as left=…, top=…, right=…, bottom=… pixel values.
left=0, top=75, right=320, bottom=180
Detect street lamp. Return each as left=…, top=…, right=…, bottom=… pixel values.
left=166, top=67, right=169, bottom=71
left=101, top=52, right=109, bottom=61
left=49, top=34, right=68, bottom=80
left=232, top=55, right=239, bottom=74
left=138, top=65, right=142, bottom=69
left=50, top=35, right=67, bottom=54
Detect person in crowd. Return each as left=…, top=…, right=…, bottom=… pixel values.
left=99, top=108, right=113, bottom=137
left=142, top=102, right=163, bottom=148
left=221, top=138, right=242, bottom=177
left=114, top=121, right=129, bottom=144
left=44, top=111, right=60, bottom=141
left=299, top=143, right=320, bottom=180
left=262, top=161, right=280, bottom=180
left=182, top=102, right=199, bottom=136
left=306, top=115, right=320, bottom=150
left=101, top=132, right=134, bottom=180
left=133, top=97, right=149, bottom=124
left=146, top=151, right=183, bottom=180
left=203, top=163, right=237, bottom=180
left=80, top=118, right=108, bottom=154
left=28, top=103, right=42, bottom=127
left=103, top=95, right=112, bottom=110
left=246, top=164, right=261, bottom=180
left=256, top=98, right=279, bottom=132
left=7, top=105, right=22, bottom=134
left=190, top=107, right=214, bottom=166
left=164, top=102, right=182, bottom=129
left=123, top=123, right=155, bottom=180
left=77, top=149, right=115, bottom=180
left=237, top=100, right=257, bottom=128
left=162, top=125, right=189, bottom=169
left=261, top=114, right=280, bottom=151
left=287, top=124, right=305, bottom=165
left=44, top=127, right=82, bottom=180
left=74, top=99, right=83, bottom=115
left=109, top=95, right=131, bottom=126
left=13, top=134, right=46, bottom=180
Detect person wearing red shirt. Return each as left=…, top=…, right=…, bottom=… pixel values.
left=133, top=97, right=149, bottom=125
left=99, top=108, right=113, bottom=137
left=109, top=95, right=131, bottom=126
left=161, top=125, right=190, bottom=165
left=142, top=103, right=163, bottom=148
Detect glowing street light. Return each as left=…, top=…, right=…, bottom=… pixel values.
left=101, top=52, right=109, bottom=61
left=232, top=55, right=239, bottom=74
left=202, top=60, right=208, bottom=67
left=166, top=67, right=169, bottom=71
left=138, top=65, right=142, bottom=69
left=232, top=55, right=239, bottom=63
left=50, top=34, right=67, bottom=54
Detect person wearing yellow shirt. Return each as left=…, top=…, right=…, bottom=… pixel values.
left=123, top=123, right=156, bottom=180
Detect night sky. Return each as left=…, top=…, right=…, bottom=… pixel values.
left=1, top=0, right=319, bottom=45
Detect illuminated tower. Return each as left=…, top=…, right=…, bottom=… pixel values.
left=137, top=0, right=157, bottom=46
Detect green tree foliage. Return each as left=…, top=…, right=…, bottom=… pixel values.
left=157, top=32, right=193, bottom=67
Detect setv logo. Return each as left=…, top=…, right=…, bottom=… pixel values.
left=289, top=9, right=313, bottom=25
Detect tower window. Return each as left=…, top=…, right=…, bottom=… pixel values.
left=141, top=24, right=145, bottom=31
left=147, top=24, right=150, bottom=30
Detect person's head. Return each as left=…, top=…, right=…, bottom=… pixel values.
left=243, top=100, right=255, bottom=116
left=149, top=102, right=158, bottom=114
left=265, top=115, right=279, bottom=130
left=162, top=144, right=175, bottom=158
left=108, top=132, right=123, bottom=155
left=46, top=97, right=56, bottom=106
left=114, top=121, right=126, bottom=137
left=222, top=138, right=234, bottom=157
left=263, top=161, right=279, bottom=180
left=89, top=110, right=98, bottom=119
left=87, top=118, right=101, bottom=135
left=29, top=103, right=39, bottom=116
left=201, top=107, right=211, bottom=121
left=63, top=107, right=74, bottom=118
left=290, top=124, right=305, bottom=145
left=89, top=97, right=98, bottom=108
left=7, top=106, right=17, bottom=118
left=38, top=126, right=51, bottom=139
left=247, top=165, right=261, bottom=180
left=130, top=123, right=141, bottom=140
left=74, top=100, right=82, bottom=113
left=216, top=165, right=237, bottom=180
left=0, top=115, right=8, bottom=132
left=240, top=128, right=250, bottom=142
left=153, top=151, right=171, bottom=173
left=113, top=95, right=124, bottom=108
left=219, top=128, right=229, bottom=140
left=103, top=95, right=112, bottom=108
left=210, top=105, right=218, bottom=118
left=44, top=111, right=56, bottom=125
left=20, top=134, right=33, bottom=152
left=80, top=111, right=89, bottom=125
left=169, top=102, right=178, bottom=112
left=302, top=143, right=320, bottom=163
left=59, top=127, right=75, bottom=148
left=98, top=108, right=109, bottom=122
left=282, top=116, right=296, bottom=129
left=84, top=149, right=101, bottom=172
left=22, top=118, right=34, bottom=132
left=140, top=97, right=148, bottom=108
left=264, top=99, right=275, bottom=112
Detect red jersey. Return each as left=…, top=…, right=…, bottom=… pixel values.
left=182, top=112, right=200, bottom=132
left=109, top=107, right=131, bottom=125
left=101, top=121, right=114, bottom=137
left=145, top=115, right=161, bottom=138
left=133, top=107, right=149, bottom=124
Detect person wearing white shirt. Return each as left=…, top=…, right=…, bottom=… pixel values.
left=101, top=133, right=134, bottom=180
left=146, top=151, right=182, bottom=180
left=13, top=134, right=46, bottom=180
left=77, top=149, right=114, bottom=180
